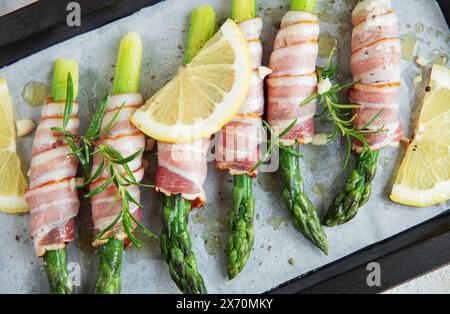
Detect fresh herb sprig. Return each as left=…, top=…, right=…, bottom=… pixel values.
left=251, top=48, right=384, bottom=172
left=250, top=119, right=303, bottom=172
left=300, top=47, right=384, bottom=168
left=51, top=74, right=155, bottom=248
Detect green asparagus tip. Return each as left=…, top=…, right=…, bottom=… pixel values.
left=184, top=5, right=216, bottom=64
left=232, top=0, right=256, bottom=23
left=227, top=174, right=255, bottom=279
left=43, top=248, right=74, bottom=294
left=280, top=146, right=328, bottom=255
left=291, top=0, right=317, bottom=14
left=112, top=32, right=143, bottom=95
left=161, top=195, right=208, bottom=294
left=51, top=58, right=79, bottom=102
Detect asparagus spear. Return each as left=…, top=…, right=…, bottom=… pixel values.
left=95, top=238, right=123, bottom=294
left=280, top=144, right=328, bottom=253
left=43, top=58, right=79, bottom=294
left=279, top=0, right=328, bottom=255
left=94, top=32, right=143, bottom=294
left=323, top=0, right=378, bottom=227
left=160, top=195, right=207, bottom=294
left=184, top=5, right=216, bottom=65
left=43, top=248, right=73, bottom=294
left=160, top=5, right=215, bottom=294
left=324, top=150, right=379, bottom=227
left=231, top=0, right=256, bottom=23
left=228, top=174, right=255, bottom=279
left=291, top=0, right=316, bottom=13
left=227, top=0, right=257, bottom=280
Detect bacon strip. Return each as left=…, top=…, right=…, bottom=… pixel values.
left=90, top=93, right=145, bottom=246
left=25, top=100, right=80, bottom=257
left=267, top=11, right=319, bottom=145
left=156, top=139, right=209, bottom=208
left=215, top=17, right=265, bottom=176
left=349, top=0, right=403, bottom=151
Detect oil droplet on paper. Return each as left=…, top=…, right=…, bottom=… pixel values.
left=203, top=232, right=220, bottom=255
left=192, top=209, right=226, bottom=256
left=22, top=81, right=49, bottom=107
left=312, top=183, right=330, bottom=196
left=257, top=173, right=278, bottom=193
left=428, top=49, right=449, bottom=66
left=400, top=33, right=418, bottom=61
left=427, top=27, right=433, bottom=34
left=379, top=157, right=390, bottom=169
left=414, top=23, right=424, bottom=33
left=318, top=32, right=337, bottom=58
left=306, top=146, right=320, bottom=171
left=383, top=202, right=391, bottom=210
left=434, top=53, right=449, bottom=65
left=267, top=216, right=285, bottom=229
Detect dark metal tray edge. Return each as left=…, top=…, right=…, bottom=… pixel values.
left=0, top=0, right=449, bottom=294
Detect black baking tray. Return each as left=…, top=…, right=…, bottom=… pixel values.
left=0, top=0, right=449, bottom=294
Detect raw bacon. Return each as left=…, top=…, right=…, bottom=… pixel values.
left=90, top=93, right=145, bottom=246
left=349, top=0, right=403, bottom=151
left=156, top=139, right=209, bottom=208
left=25, top=100, right=80, bottom=257
left=267, top=11, right=320, bottom=145
left=216, top=17, right=264, bottom=176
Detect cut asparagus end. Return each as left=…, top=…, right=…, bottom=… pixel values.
left=51, top=58, right=79, bottom=102
left=112, top=32, right=143, bottom=95
left=291, top=0, right=317, bottom=14
left=232, top=0, right=256, bottom=23
left=184, top=5, right=217, bottom=64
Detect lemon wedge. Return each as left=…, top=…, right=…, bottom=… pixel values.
left=390, top=64, right=450, bottom=207
left=131, top=19, right=251, bottom=142
left=0, top=79, right=29, bottom=213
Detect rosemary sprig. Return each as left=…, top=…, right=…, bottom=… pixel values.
left=250, top=119, right=303, bottom=172
left=62, top=73, right=74, bottom=129
left=300, top=47, right=384, bottom=168
left=51, top=75, right=155, bottom=248
left=251, top=47, right=384, bottom=172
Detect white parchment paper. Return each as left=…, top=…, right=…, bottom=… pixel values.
left=0, top=0, right=448, bottom=293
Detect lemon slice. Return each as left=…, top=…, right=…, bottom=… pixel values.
left=131, top=19, right=251, bottom=142
left=0, top=79, right=29, bottom=213
left=390, top=64, right=450, bottom=207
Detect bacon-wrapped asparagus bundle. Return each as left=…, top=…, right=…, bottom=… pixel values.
left=156, top=140, right=209, bottom=208
left=324, top=0, right=402, bottom=226
left=266, top=0, right=327, bottom=254
left=158, top=5, right=215, bottom=294
left=91, top=33, right=145, bottom=294
left=25, top=59, right=79, bottom=293
left=215, top=0, right=263, bottom=279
